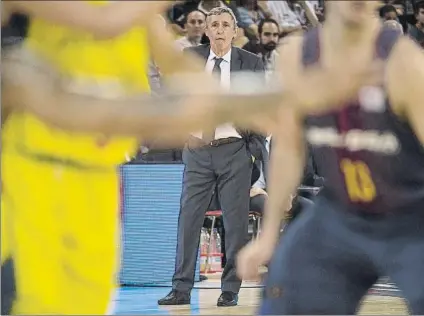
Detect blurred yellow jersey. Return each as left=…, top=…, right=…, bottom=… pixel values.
left=2, top=1, right=151, bottom=167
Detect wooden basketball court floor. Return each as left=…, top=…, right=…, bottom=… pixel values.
left=113, top=277, right=408, bottom=315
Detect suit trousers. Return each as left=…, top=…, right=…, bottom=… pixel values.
left=172, top=139, right=252, bottom=294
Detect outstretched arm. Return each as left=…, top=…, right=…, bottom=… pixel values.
left=274, top=34, right=384, bottom=115
left=236, top=107, right=305, bottom=280
left=1, top=48, right=281, bottom=143
left=3, top=29, right=384, bottom=142
left=3, top=73, right=284, bottom=142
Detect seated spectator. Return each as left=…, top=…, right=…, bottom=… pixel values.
left=249, top=135, right=270, bottom=214
left=175, top=10, right=206, bottom=50
left=408, top=1, right=424, bottom=47
left=267, top=0, right=318, bottom=37
left=249, top=136, right=322, bottom=218
left=243, top=18, right=280, bottom=76
left=166, top=1, right=199, bottom=37
left=380, top=4, right=400, bottom=22
left=235, top=0, right=265, bottom=38
left=380, top=0, right=412, bottom=32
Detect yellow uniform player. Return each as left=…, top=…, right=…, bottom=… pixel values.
left=2, top=2, right=152, bottom=314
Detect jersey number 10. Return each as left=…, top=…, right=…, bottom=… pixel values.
left=340, top=159, right=377, bottom=203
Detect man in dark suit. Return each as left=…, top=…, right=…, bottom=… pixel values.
left=158, top=6, right=265, bottom=307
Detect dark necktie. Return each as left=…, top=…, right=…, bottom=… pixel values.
left=212, top=57, right=223, bottom=77
left=202, top=57, right=224, bottom=143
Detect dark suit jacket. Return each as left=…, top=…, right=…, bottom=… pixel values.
left=184, top=44, right=267, bottom=160
left=250, top=139, right=324, bottom=190
left=183, top=44, right=265, bottom=80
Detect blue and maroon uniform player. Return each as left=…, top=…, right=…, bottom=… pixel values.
left=260, top=26, right=424, bottom=314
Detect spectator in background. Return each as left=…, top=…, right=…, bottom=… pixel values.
left=236, top=0, right=265, bottom=39
left=380, top=0, right=413, bottom=32
left=379, top=3, right=404, bottom=34
left=250, top=135, right=322, bottom=215
left=166, top=0, right=199, bottom=36
left=380, top=4, right=400, bottom=21
left=242, top=18, right=280, bottom=76
left=168, top=0, right=242, bottom=44
left=267, top=0, right=318, bottom=37
left=175, top=10, right=206, bottom=50
left=158, top=6, right=265, bottom=308
left=408, top=1, right=424, bottom=47
left=249, top=134, right=271, bottom=215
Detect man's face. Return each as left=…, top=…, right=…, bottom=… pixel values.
left=383, top=10, right=398, bottom=21
left=205, top=13, right=237, bottom=50
left=185, top=11, right=206, bottom=38
left=332, top=1, right=379, bottom=28
left=260, top=22, right=279, bottom=51
left=417, top=8, right=424, bottom=24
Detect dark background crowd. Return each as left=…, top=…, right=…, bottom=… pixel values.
left=138, top=0, right=424, bottom=162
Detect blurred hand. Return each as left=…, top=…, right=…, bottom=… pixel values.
left=237, top=237, right=275, bottom=281
left=288, top=51, right=385, bottom=113
left=326, top=58, right=384, bottom=107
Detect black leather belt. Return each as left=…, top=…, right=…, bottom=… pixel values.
left=188, top=136, right=242, bottom=148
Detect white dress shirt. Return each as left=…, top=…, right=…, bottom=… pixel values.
left=191, top=48, right=242, bottom=140
left=253, top=136, right=271, bottom=189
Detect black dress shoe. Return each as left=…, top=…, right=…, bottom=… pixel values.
left=217, top=291, right=238, bottom=307
left=158, top=290, right=191, bottom=305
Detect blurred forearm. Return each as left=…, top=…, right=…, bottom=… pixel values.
left=260, top=112, right=305, bottom=244
left=6, top=1, right=167, bottom=38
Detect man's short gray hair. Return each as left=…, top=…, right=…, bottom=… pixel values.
left=206, top=6, right=238, bottom=30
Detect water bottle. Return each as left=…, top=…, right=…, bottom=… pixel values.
left=210, top=229, right=217, bottom=254
left=216, top=231, right=222, bottom=254
left=200, top=228, right=206, bottom=255
left=211, top=229, right=222, bottom=272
